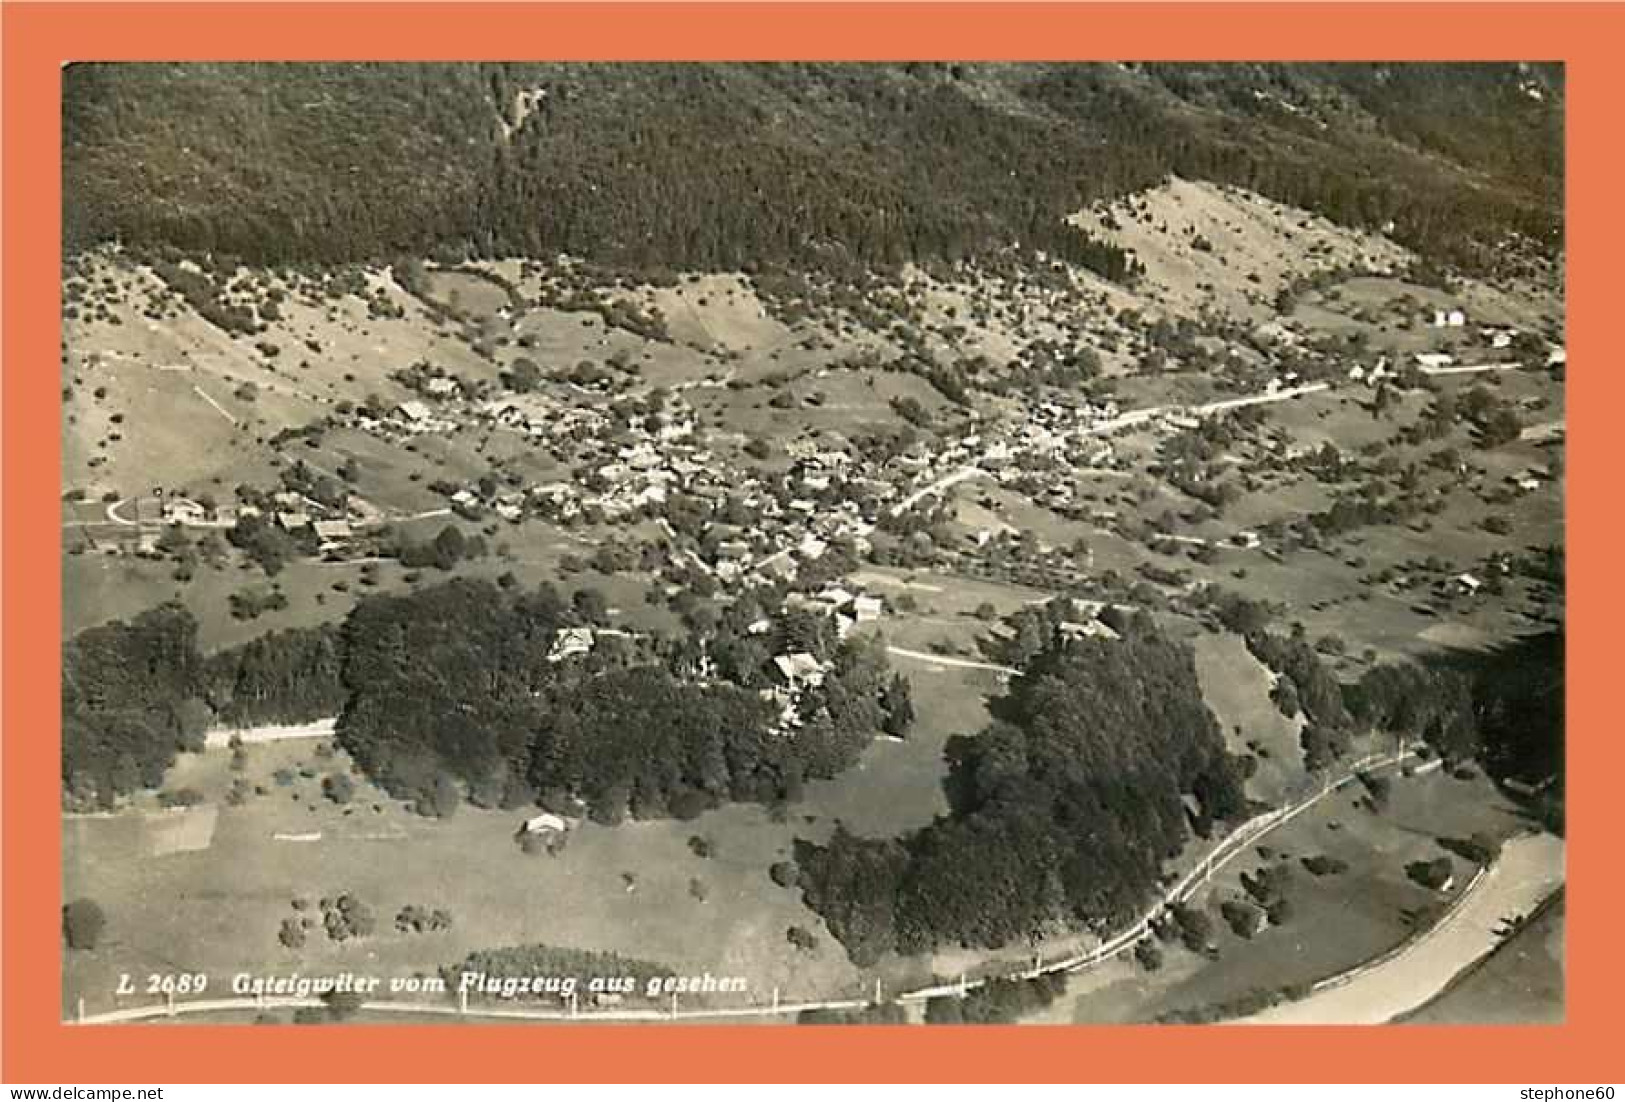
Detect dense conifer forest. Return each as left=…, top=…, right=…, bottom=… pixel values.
left=61, top=580, right=911, bottom=818
left=795, top=614, right=1248, bottom=965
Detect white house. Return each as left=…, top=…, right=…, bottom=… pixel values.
left=312, top=519, right=353, bottom=546
left=425, top=376, right=458, bottom=397
left=1060, top=619, right=1121, bottom=642
left=851, top=595, right=884, bottom=622
left=1432, top=308, right=1467, bottom=328
left=817, top=585, right=856, bottom=610
left=772, top=652, right=826, bottom=689
left=548, top=627, right=596, bottom=663
left=162, top=498, right=207, bottom=525
left=397, top=399, right=433, bottom=424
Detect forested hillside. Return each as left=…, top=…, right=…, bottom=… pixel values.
left=60, top=579, right=913, bottom=819
left=63, top=62, right=1562, bottom=276
left=335, top=579, right=905, bottom=818
left=1462, top=631, right=1565, bottom=830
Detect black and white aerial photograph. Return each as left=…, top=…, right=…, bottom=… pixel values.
left=59, top=62, right=1565, bottom=1027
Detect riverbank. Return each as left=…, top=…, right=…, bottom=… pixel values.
left=1399, top=888, right=1565, bottom=1025
left=1230, top=832, right=1564, bottom=1025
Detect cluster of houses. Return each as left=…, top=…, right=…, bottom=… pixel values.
left=536, top=583, right=887, bottom=736
left=252, top=489, right=388, bottom=552
left=326, top=356, right=1158, bottom=597
left=149, top=486, right=381, bottom=555
left=787, top=584, right=885, bottom=636
left=1346, top=360, right=1397, bottom=386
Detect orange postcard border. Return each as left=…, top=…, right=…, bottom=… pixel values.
left=2, top=2, right=1614, bottom=1084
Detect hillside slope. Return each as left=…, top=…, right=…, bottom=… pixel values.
left=63, top=62, right=1562, bottom=275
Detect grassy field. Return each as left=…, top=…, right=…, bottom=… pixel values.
left=62, top=514, right=675, bottom=651
left=422, top=270, right=510, bottom=319
left=62, top=736, right=879, bottom=1022
left=62, top=608, right=1000, bottom=1023
left=1191, top=632, right=1304, bottom=805
left=809, top=647, right=996, bottom=838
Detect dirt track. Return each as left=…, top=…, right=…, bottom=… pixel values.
left=202, top=717, right=337, bottom=749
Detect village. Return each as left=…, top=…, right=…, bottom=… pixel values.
left=65, top=278, right=1565, bottom=697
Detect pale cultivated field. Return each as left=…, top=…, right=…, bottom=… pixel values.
left=1070, top=177, right=1413, bottom=323
left=63, top=738, right=875, bottom=1021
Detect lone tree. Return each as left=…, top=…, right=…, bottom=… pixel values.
left=880, top=673, right=916, bottom=738
left=786, top=925, right=819, bottom=953
left=322, top=773, right=355, bottom=805
left=62, top=898, right=106, bottom=951
left=506, top=358, right=543, bottom=393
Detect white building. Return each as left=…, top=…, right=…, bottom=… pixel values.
left=851, top=595, right=884, bottom=622
left=397, top=399, right=433, bottom=424
left=772, top=652, right=826, bottom=689
left=312, top=519, right=353, bottom=547
left=548, top=627, right=596, bottom=663
left=161, top=498, right=207, bottom=525
left=520, top=813, right=568, bottom=835
left=817, top=586, right=856, bottom=610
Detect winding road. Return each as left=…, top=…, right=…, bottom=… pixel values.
left=885, top=380, right=1333, bottom=519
